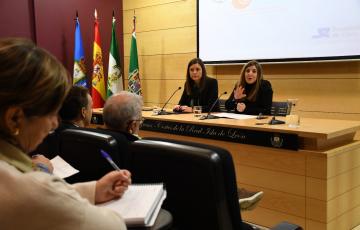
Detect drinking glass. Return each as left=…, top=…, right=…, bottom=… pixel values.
left=286, top=99, right=300, bottom=128
left=193, top=106, right=202, bottom=117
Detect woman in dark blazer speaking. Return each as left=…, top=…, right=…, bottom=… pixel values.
left=174, top=58, right=219, bottom=113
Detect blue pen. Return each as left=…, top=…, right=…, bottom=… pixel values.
left=100, top=149, right=121, bottom=171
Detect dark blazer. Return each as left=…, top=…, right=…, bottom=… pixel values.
left=225, top=79, right=273, bottom=115
left=178, top=76, right=220, bottom=112
left=93, top=128, right=139, bottom=169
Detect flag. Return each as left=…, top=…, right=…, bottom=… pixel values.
left=73, top=12, right=87, bottom=87
left=91, top=9, right=106, bottom=108
left=128, top=16, right=142, bottom=95
left=107, top=11, right=123, bottom=97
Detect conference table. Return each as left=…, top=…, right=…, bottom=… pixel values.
left=92, top=109, right=360, bottom=230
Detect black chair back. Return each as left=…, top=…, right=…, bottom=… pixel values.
left=271, top=101, right=291, bottom=116
left=31, top=131, right=61, bottom=159
left=59, top=129, right=122, bottom=183
left=219, top=99, right=227, bottom=112
left=128, top=138, right=248, bottom=230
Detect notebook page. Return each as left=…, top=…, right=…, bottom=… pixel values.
left=50, top=155, right=79, bottom=178
left=98, top=184, right=165, bottom=226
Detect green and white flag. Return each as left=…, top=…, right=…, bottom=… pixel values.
left=107, top=13, right=123, bottom=97
left=128, top=16, right=142, bottom=95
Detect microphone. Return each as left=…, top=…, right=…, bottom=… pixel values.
left=268, top=106, right=285, bottom=125
left=157, top=86, right=182, bottom=115
left=199, top=91, right=227, bottom=120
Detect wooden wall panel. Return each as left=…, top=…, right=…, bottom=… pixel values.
left=306, top=177, right=326, bottom=201
left=236, top=165, right=305, bottom=196
left=240, top=184, right=306, bottom=217
left=306, top=142, right=360, bottom=180
left=123, top=0, right=182, bottom=11
left=123, top=26, right=196, bottom=56
left=134, top=79, right=184, bottom=107
left=306, top=198, right=326, bottom=222
left=327, top=145, right=360, bottom=178
left=123, top=0, right=195, bottom=34
left=327, top=186, right=360, bottom=222
left=327, top=167, right=360, bottom=199
left=232, top=145, right=306, bottom=176
left=124, top=53, right=196, bottom=79
left=313, top=205, right=360, bottom=230
left=270, top=79, right=360, bottom=113
left=307, top=167, right=360, bottom=201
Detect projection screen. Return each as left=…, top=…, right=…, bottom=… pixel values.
left=197, top=0, right=360, bottom=64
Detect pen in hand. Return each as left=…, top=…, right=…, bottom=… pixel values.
left=100, top=149, right=121, bottom=171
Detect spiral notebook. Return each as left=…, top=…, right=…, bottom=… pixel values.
left=98, top=183, right=166, bottom=227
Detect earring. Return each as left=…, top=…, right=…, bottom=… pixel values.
left=13, top=128, right=19, bottom=136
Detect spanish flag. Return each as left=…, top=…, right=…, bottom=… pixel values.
left=91, top=9, right=106, bottom=108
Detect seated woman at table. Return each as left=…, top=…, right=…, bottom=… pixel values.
left=174, top=58, right=220, bottom=113
left=0, top=38, right=130, bottom=230
left=225, top=60, right=273, bottom=115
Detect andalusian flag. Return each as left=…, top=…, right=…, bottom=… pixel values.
left=107, top=11, right=123, bottom=97
left=128, top=16, right=142, bottom=95
left=73, top=12, right=87, bottom=87
left=91, top=9, right=106, bottom=108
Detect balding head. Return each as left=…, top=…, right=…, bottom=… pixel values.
left=103, top=91, right=143, bottom=132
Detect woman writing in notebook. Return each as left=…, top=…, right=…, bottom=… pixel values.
left=225, top=60, right=273, bottom=115
left=174, top=58, right=220, bottom=113
left=0, top=38, right=130, bottom=230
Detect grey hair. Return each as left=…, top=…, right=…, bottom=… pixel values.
left=103, top=91, right=143, bottom=131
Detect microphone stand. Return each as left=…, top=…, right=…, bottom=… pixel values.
left=199, top=91, right=227, bottom=120
left=157, top=87, right=182, bottom=115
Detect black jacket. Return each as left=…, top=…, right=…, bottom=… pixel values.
left=225, top=80, right=273, bottom=115
left=178, top=76, right=220, bottom=112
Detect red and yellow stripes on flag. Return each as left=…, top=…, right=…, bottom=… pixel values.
left=91, top=9, right=106, bottom=108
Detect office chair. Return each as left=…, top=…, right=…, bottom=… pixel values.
left=59, top=129, right=125, bottom=183
left=30, top=130, right=61, bottom=159
left=219, top=99, right=227, bottom=112
left=128, top=139, right=237, bottom=230
left=128, top=138, right=302, bottom=230
left=271, top=101, right=292, bottom=116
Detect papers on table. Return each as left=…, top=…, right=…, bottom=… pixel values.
left=212, top=112, right=256, bottom=120
left=98, top=184, right=166, bottom=227
left=50, top=156, right=79, bottom=179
